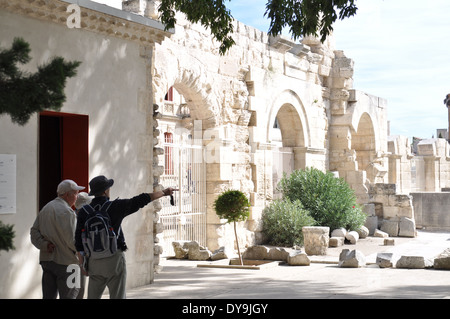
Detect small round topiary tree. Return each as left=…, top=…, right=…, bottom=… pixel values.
left=213, top=190, right=250, bottom=265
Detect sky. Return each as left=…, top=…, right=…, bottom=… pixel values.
left=225, top=0, right=450, bottom=139
left=97, top=0, right=450, bottom=139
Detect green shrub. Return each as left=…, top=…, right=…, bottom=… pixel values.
left=277, top=167, right=366, bottom=231
left=262, top=199, right=316, bottom=247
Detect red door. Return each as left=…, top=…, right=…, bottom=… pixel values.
left=39, top=111, right=89, bottom=209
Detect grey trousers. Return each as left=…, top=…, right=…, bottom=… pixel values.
left=40, top=261, right=79, bottom=299
left=87, top=251, right=126, bottom=299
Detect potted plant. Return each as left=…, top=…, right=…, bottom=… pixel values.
left=213, top=190, right=250, bottom=265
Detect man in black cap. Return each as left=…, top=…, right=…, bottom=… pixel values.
left=74, top=175, right=176, bottom=299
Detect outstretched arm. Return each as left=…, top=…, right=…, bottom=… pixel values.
left=149, top=187, right=178, bottom=201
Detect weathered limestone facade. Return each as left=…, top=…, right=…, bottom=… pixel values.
left=128, top=0, right=395, bottom=254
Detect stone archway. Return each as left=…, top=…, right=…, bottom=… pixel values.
left=352, top=112, right=385, bottom=183
left=268, top=90, right=310, bottom=197
left=152, top=49, right=253, bottom=252
left=268, top=90, right=310, bottom=174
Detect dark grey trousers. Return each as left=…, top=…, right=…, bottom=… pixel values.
left=40, top=261, right=80, bottom=299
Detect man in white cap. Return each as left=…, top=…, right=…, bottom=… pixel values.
left=30, top=179, right=85, bottom=299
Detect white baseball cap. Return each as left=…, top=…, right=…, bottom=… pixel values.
left=75, top=192, right=94, bottom=209
left=57, top=179, right=85, bottom=195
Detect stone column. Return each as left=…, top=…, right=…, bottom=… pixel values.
left=423, top=156, right=440, bottom=192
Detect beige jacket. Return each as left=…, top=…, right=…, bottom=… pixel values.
left=30, top=197, right=78, bottom=266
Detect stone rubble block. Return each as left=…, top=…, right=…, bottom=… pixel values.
left=434, top=249, right=450, bottom=270
left=172, top=240, right=212, bottom=261
left=395, top=256, right=433, bottom=269
left=303, top=226, right=330, bottom=255
left=384, top=238, right=395, bottom=246
left=376, top=253, right=394, bottom=268
left=356, top=226, right=369, bottom=239
left=242, top=245, right=269, bottom=260
left=267, top=247, right=289, bottom=261
left=329, top=237, right=345, bottom=247
left=374, top=229, right=389, bottom=238
left=338, top=249, right=366, bottom=268
left=345, top=231, right=359, bottom=244
left=398, top=217, right=416, bottom=237
left=331, top=228, right=347, bottom=238
left=287, top=250, right=311, bottom=266
left=186, top=241, right=212, bottom=261
left=172, top=240, right=190, bottom=259
left=211, top=246, right=230, bottom=261
left=380, top=220, right=399, bottom=237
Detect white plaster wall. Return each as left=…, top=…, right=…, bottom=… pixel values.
left=0, top=10, right=154, bottom=297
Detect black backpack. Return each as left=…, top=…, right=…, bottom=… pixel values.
left=81, top=201, right=120, bottom=259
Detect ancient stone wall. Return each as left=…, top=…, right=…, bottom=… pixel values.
left=141, top=1, right=393, bottom=253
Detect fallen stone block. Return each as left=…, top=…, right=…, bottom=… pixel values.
left=172, top=241, right=189, bottom=259
left=331, top=228, right=347, bottom=238
left=242, top=245, right=269, bottom=260
left=376, top=253, right=393, bottom=268
left=267, top=247, right=289, bottom=261
left=186, top=241, right=212, bottom=261
left=398, top=217, right=416, bottom=238
left=381, top=220, right=399, bottom=237
left=329, top=237, right=344, bottom=247
left=384, top=238, right=395, bottom=246
left=345, top=231, right=359, bottom=244
left=357, top=226, right=369, bottom=239
left=338, top=249, right=366, bottom=268
left=287, top=250, right=311, bottom=266
left=374, top=229, right=389, bottom=238
left=303, top=226, right=329, bottom=255
left=434, top=249, right=450, bottom=270
left=395, top=256, right=433, bottom=269
left=211, top=246, right=230, bottom=261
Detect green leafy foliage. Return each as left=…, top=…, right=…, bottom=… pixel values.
left=277, top=167, right=366, bottom=231
left=0, top=37, right=81, bottom=125
left=262, top=199, right=315, bottom=246
left=214, top=190, right=250, bottom=223
left=0, top=220, right=15, bottom=252
left=265, top=0, right=358, bottom=42
left=159, top=0, right=235, bottom=54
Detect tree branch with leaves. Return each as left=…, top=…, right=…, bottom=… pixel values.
left=0, top=37, right=81, bottom=126
left=158, top=0, right=358, bottom=54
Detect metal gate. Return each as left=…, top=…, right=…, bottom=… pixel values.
left=159, top=138, right=206, bottom=257
left=272, top=146, right=294, bottom=199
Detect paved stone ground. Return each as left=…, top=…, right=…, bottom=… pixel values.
left=123, top=230, right=450, bottom=300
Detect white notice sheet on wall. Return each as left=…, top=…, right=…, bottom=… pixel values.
left=0, top=154, right=16, bottom=214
